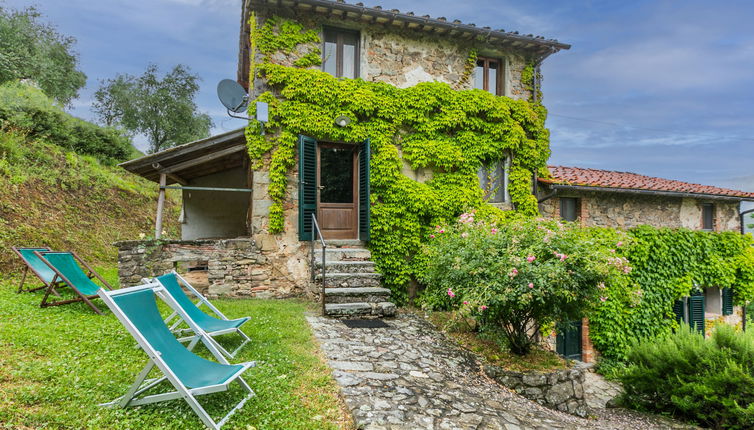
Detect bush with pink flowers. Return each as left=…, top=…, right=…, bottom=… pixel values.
left=421, top=213, right=627, bottom=355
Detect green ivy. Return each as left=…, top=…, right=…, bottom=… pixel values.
left=246, top=16, right=550, bottom=301
left=589, top=226, right=754, bottom=360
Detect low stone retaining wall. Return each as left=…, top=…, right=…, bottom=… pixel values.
left=483, top=364, right=588, bottom=417
left=115, top=238, right=306, bottom=298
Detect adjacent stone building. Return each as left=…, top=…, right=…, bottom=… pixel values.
left=538, top=165, right=754, bottom=362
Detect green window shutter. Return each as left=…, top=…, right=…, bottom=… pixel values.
left=673, top=299, right=685, bottom=323
left=722, top=288, right=734, bottom=316
left=358, top=138, right=371, bottom=241
left=688, top=295, right=706, bottom=334
left=298, top=135, right=317, bottom=241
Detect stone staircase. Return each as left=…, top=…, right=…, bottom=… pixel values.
left=313, top=240, right=396, bottom=318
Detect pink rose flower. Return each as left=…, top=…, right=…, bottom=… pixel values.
left=528, top=283, right=534, bottom=289
left=447, top=288, right=455, bottom=298
left=616, top=241, right=623, bottom=247
left=463, top=301, right=469, bottom=305
left=429, top=234, right=435, bottom=239
left=559, top=254, right=567, bottom=261
left=439, top=229, right=445, bottom=234
left=491, top=228, right=498, bottom=234
left=600, top=296, right=607, bottom=302
left=509, top=268, right=518, bottom=277
left=527, top=255, right=536, bottom=263
left=480, top=305, right=488, bottom=311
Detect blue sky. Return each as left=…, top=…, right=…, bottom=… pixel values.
left=8, top=0, right=754, bottom=192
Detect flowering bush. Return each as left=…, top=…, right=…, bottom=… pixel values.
left=421, top=213, right=628, bottom=355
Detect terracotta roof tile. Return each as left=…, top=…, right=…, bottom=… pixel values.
left=541, top=166, right=754, bottom=199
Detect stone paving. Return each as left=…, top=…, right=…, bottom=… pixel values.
left=307, top=312, right=695, bottom=430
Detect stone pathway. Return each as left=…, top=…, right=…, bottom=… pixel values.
left=583, top=370, right=623, bottom=409
left=307, top=312, right=695, bottom=430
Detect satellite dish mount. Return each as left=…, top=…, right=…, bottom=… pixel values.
left=216, top=79, right=268, bottom=135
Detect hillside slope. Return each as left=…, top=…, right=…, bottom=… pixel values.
left=0, top=128, right=179, bottom=272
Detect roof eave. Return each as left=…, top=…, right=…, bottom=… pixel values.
left=543, top=183, right=754, bottom=202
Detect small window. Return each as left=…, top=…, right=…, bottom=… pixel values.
left=701, top=204, right=714, bottom=231
left=478, top=159, right=506, bottom=203
left=560, top=197, right=579, bottom=222
left=473, top=57, right=503, bottom=95
left=322, top=28, right=359, bottom=79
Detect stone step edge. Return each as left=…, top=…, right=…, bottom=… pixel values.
left=324, top=302, right=397, bottom=315
left=324, top=287, right=391, bottom=295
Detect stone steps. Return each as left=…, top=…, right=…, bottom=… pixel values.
left=315, top=260, right=376, bottom=273
left=314, top=244, right=394, bottom=318
left=324, top=302, right=397, bottom=318
left=324, top=287, right=391, bottom=304
left=314, top=247, right=371, bottom=262
left=317, top=272, right=382, bottom=288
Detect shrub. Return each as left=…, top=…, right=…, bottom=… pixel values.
left=620, top=324, right=754, bottom=429
left=0, top=81, right=132, bottom=164
left=421, top=214, right=628, bottom=355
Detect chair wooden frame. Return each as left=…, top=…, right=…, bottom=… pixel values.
left=11, top=246, right=59, bottom=294
left=34, top=251, right=113, bottom=315
left=98, top=283, right=256, bottom=430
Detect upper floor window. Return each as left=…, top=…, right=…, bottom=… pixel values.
left=560, top=197, right=580, bottom=222
left=473, top=57, right=502, bottom=95
left=323, top=28, right=359, bottom=79
left=478, top=159, right=507, bottom=203
left=701, top=203, right=714, bottom=231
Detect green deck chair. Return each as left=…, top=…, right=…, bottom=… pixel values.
left=98, top=283, right=256, bottom=430
left=154, top=271, right=251, bottom=358
left=35, top=251, right=113, bottom=314
left=11, top=246, right=64, bottom=294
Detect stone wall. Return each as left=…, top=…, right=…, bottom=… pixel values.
left=539, top=190, right=741, bottom=232
left=483, top=364, right=588, bottom=417
left=255, top=8, right=535, bottom=101
left=115, top=238, right=312, bottom=298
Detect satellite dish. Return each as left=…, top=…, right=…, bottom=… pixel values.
left=217, top=79, right=249, bottom=113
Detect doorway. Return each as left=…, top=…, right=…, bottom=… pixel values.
left=317, top=143, right=358, bottom=240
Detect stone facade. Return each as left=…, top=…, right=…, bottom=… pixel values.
left=539, top=190, right=741, bottom=232
left=483, top=364, right=588, bottom=417
left=115, top=238, right=312, bottom=298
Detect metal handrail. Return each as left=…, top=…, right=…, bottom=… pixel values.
left=310, top=214, right=327, bottom=316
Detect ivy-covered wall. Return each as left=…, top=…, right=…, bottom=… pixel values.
left=245, top=11, right=553, bottom=300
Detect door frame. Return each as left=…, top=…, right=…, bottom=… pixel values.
left=316, top=142, right=359, bottom=240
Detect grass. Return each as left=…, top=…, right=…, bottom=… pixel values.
left=0, top=268, right=352, bottom=429
left=424, top=310, right=568, bottom=372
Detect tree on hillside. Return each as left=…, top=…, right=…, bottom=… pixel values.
left=93, top=64, right=213, bottom=154
left=0, top=6, right=86, bottom=105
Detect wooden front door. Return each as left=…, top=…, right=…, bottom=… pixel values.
left=317, top=143, right=358, bottom=240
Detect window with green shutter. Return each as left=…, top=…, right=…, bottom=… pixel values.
left=298, top=135, right=317, bottom=241
left=358, top=139, right=371, bottom=241
left=722, top=287, right=734, bottom=316
left=673, top=299, right=685, bottom=324
left=688, top=295, right=706, bottom=333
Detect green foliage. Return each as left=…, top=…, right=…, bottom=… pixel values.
left=0, top=128, right=180, bottom=269
left=620, top=324, right=754, bottom=429
left=0, top=81, right=132, bottom=164
left=0, top=5, right=86, bottom=105
left=421, top=215, right=626, bottom=355
left=0, top=278, right=347, bottom=429
left=245, top=16, right=551, bottom=300
left=589, top=226, right=754, bottom=361
left=521, top=63, right=542, bottom=103
left=93, top=64, right=213, bottom=154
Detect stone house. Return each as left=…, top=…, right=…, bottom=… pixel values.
left=117, top=0, right=570, bottom=317
left=538, top=165, right=754, bottom=361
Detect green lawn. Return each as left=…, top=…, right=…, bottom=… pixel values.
left=0, top=269, right=351, bottom=429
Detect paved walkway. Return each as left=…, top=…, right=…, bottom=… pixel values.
left=306, top=312, right=694, bottom=430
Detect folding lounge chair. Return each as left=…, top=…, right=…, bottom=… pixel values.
left=35, top=251, right=113, bottom=315
left=98, top=283, right=256, bottom=430
left=11, top=246, right=62, bottom=294
left=154, top=271, right=251, bottom=358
